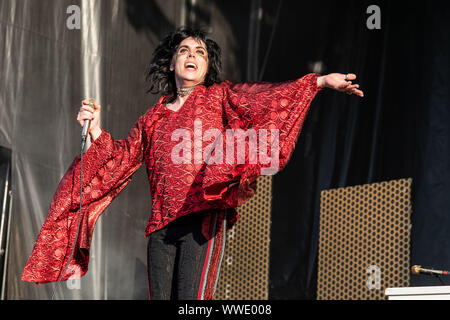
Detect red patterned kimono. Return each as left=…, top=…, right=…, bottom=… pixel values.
left=22, top=73, right=322, bottom=287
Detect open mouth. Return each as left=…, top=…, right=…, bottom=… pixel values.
left=185, top=62, right=197, bottom=70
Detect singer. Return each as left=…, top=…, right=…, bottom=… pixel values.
left=22, top=27, right=363, bottom=299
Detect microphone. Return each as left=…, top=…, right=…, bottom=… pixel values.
left=411, top=265, right=449, bottom=276
left=81, top=98, right=95, bottom=150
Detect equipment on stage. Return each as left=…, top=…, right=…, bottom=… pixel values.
left=411, top=265, right=449, bottom=286
left=411, top=265, right=449, bottom=276
left=317, top=178, right=412, bottom=300
left=385, top=285, right=450, bottom=300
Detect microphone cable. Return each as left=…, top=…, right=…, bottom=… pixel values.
left=50, top=135, right=87, bottom=300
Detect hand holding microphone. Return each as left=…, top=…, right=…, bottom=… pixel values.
left=77, top=98, right=102, bottom=143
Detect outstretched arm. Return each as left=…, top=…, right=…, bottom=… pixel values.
left=317, top=73, right=364, bottom=97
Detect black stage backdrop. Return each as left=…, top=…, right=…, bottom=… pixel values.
left=263, top=1, right=450, bottom=298
left=2, top=0, right=450, bottom=299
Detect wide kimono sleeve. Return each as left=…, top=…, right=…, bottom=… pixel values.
left=22, top=115, right=148, bottom=284
left=202, top=73, right=322, bottom=208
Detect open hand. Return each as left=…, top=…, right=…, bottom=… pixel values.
left=317, top=73, right=364, bottom=97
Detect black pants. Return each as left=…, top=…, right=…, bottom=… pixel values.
left=146, top=210, right=227, bottom=300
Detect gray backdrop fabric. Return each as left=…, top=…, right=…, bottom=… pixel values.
left=0, top=0, right=244, bottom=299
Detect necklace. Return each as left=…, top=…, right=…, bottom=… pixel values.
left=177, top=86, right=196, bottom=97
left=176, top=81, right=204, bottom=97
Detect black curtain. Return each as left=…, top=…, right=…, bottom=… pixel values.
left=265, top=1, right=450, bottom=299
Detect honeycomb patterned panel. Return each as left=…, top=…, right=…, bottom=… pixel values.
left=214, top=175, right=272, bottom=300
left=317, top=178, right=412, bottom=300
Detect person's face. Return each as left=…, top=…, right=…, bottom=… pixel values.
left=170, top=37, right=208, bottom=88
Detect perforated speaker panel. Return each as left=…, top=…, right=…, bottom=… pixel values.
left=214, top=175, right=272, bottom=300
left=317, top=178, right=412, bottom=300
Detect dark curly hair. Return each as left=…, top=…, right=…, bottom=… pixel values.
left=145, top=27, right=222, bottom=97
